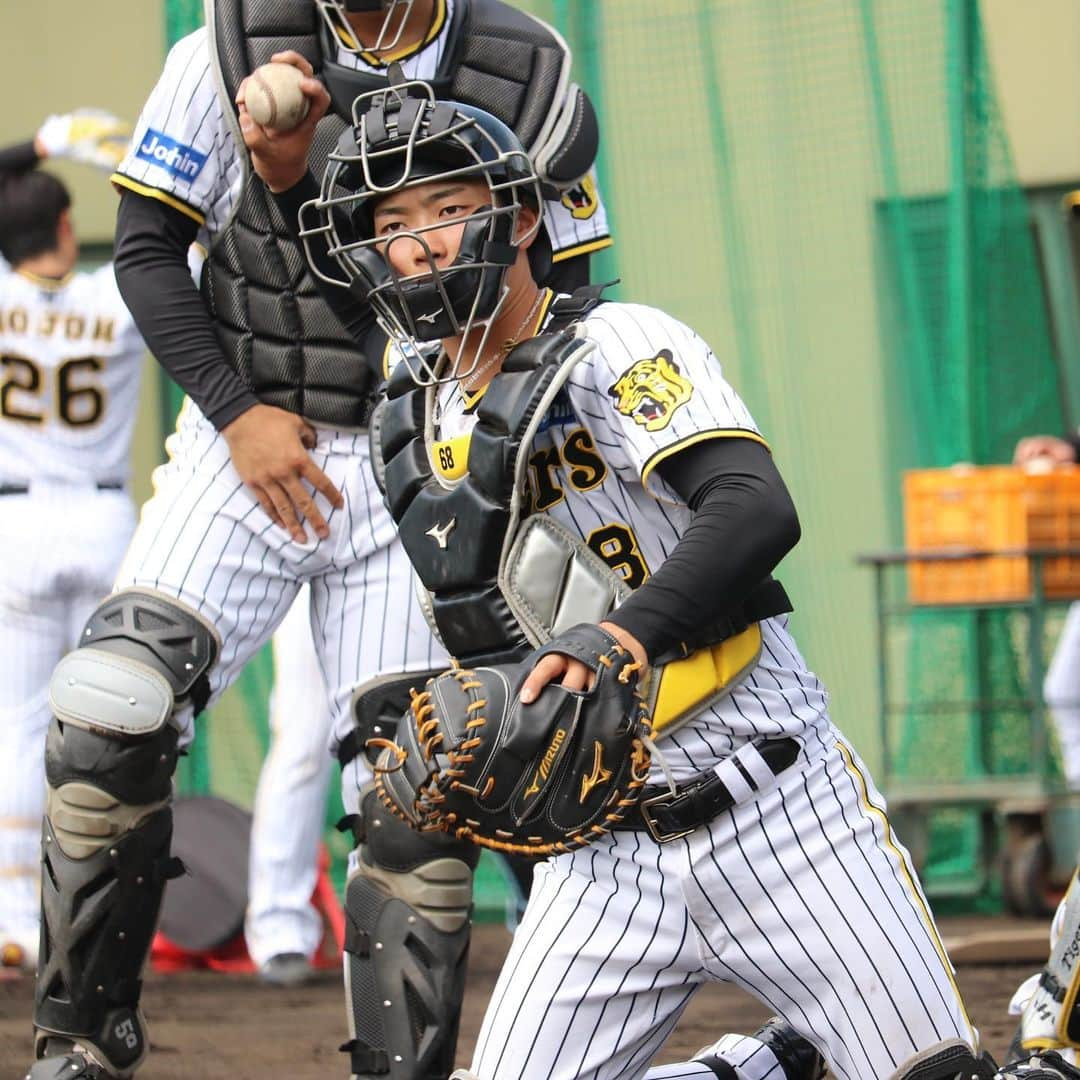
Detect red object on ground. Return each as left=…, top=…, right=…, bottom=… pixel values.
left=151, top=844, right=344, bottom=974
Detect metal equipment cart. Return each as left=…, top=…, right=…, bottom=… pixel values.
left=858, top=546, right=1080, bottom=915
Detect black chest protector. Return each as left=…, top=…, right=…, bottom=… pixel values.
left=374, top=289, right=793, bottom=684
left=202, top=0, right=597, bottom=428
left=375, top=314, right=599, bottom=666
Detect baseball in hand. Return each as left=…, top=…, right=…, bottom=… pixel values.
left=245, top=62, right=311, bottom=131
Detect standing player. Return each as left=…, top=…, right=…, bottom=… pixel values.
left=248, top=82, right=992, bottom=1080
left=0, top=112, right=137, bottom=974
left=24, top=3, right=610, bottom=1079
left=246, top=584, right=336, bottom=987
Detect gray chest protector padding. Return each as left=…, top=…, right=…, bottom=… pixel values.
left=204, top=0, right=375, bottom=427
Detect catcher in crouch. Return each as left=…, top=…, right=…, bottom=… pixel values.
left=242, top=73, right=990, bottom=1080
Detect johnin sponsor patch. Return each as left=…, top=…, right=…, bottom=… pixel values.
left=135, top=129, right=207, bottom=182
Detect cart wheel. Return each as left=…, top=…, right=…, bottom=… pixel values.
left=1002, top=831, right=1059, bottom=917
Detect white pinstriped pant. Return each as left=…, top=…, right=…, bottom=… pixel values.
left=0, top=483, right=135, bottom=949
left=469, top=733, right=976, bottom=1080
left=114, top=404, right=445, bottom=780
left=244, top=586, right=335, bottom=967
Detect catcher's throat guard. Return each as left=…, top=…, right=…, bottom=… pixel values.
left=373, top=625, right=652, bottom=857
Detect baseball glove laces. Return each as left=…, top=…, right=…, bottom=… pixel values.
left=370, top=624, right=654, bottom=857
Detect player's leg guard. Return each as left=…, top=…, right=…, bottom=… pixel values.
left=887, top=1039, right=998, bottom=1080
left=1013, top=872, right=1080, bottom=1057
left=340, top=787, right=479, bottom=1080
left=30, top=589, right=218, bottom=1078
left=695, top=1017, right=827, bottom=1080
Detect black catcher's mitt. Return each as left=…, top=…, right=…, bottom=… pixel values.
left=371, top=625, right=652, bottom=857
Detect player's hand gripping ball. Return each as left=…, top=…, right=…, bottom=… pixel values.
left=371, top=625, right=653, bottom=857
left=244, top=62, right=311, bottom=132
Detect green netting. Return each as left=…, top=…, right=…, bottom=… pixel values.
left=159, top=0, right=1070, bottom=907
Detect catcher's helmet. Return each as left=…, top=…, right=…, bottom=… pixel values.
left=299, top=78, right=544, bottom=384
left=314, top=0, right=417, bottom=59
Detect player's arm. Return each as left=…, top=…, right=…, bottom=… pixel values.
left=603, top=438, right=800, bottom=659
left=0, top=109, right=131, bottom=179
left=521, top=437, right=800, bottom=700
left=113, top=194, right=257, bottom=428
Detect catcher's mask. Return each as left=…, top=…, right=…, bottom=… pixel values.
left=299, top=79, right=545, bottom=385
left=315, top=0, right=417, bottom=59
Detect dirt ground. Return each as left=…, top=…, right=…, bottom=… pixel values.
left=0, top=917, right=1046, bottom=1080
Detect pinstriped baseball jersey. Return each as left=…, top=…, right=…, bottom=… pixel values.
left=0, top=262, right=144, bottom=485
left=401, top=296, right=978, bottom=1079
left=420, top=295, right=832, bottom=785
left=112, top=24, right=611, bottom=262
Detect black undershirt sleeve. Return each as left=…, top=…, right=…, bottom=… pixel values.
left=1068, top=432, right=1080, bottom=460
left=604, top=437, right=801, bottom=663
left=113, top=191, right=259, bottom=430
left=0, top=140, right=41, bottom=178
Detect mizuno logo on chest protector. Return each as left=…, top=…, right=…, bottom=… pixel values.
left=426, top=519, right=456, bottom=549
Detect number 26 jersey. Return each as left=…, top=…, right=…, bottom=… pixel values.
left=0, top=261, right=145, bottom=485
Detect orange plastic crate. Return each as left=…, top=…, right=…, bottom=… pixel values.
left=903, top=465, right=1080, bottom=604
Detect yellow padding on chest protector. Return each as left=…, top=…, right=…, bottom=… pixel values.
left=650, top=623, right=763, bottom=736
left=430, top=435, right=472, bottom=482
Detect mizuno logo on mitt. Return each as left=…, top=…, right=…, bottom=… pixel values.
left=524, top=727, right=567, bottom=799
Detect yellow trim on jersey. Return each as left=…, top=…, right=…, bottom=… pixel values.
left=14, top=268, right=75, bottom=290
left=1064, top=190, right=1080, bottom=213
left=650, top=624, right=762, bottom=735
left=461, top=384, right=488, bottom=411
left=430, top=433, right=471, bottom=481
left=110, top=173, right=206, bottom=226
left=551, top=235, right=613, bottom=264
left=381, top=336, right=396, bottom=380
left=640, top=430, right=771, bottom=493
left=338, top=0, right=448, bottom=67
left=834, top=739, right=978, bottom=1043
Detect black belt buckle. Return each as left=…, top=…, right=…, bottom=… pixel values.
left=638, top=788, right=697, bottom=844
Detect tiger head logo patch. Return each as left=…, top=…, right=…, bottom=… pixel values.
left=560, top=174, right=599, bottom=221
left=608, top=350, right=693, bottom=432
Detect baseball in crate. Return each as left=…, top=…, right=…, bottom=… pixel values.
left=239, top=66, right=1001, bottom=1079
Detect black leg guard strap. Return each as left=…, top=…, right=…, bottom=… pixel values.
left=33, top=720, right=182, bottom=1077
left=342, top=789, right=479, bottom=1080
